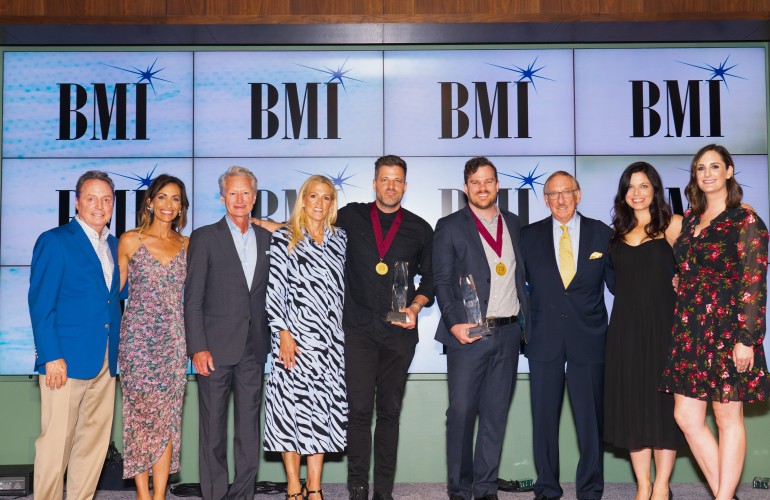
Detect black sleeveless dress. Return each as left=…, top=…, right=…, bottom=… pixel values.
left=604, top=238, right=684, bottom=450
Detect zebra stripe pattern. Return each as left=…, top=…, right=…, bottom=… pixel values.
left=263, top=226, right=348, bottom=454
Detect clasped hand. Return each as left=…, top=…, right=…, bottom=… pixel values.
left=733, top=342, right=754, bottom=373
left=279, top=330, right=301, bottom=370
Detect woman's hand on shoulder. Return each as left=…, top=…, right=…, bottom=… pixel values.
left=740, top=202, right=755, bottom=213
left=181, top=234, right=190, bottom=251
left=250, top=218, right=284, bottom=233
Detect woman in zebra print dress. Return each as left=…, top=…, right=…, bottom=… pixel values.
left=264, top=175, right=347, bottom=500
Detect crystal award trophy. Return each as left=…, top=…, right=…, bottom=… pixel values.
left=385, top=261, right=409, bottom=323
left=460, top=274, right=491, bottom=338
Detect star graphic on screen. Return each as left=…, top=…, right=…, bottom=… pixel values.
left=500, top=163, right=547, bottom=194
left=486, top=56, right=555, bottom=92
left=103, top=58, right=172, bottom=95
left=297, top=164, right=360, bottom=196
left=297, top=58, right=364, bottom=92
left=109, top=164, right=158, bottom=191
left=677, top=55, right=746, bottom=91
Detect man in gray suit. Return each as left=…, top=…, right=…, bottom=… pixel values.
left=184, top=166, right=272, bottom=500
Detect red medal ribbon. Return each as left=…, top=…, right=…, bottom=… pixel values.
left=370, top=203, right=404, bottom=261
left=470, top=210, right=503, bottom=257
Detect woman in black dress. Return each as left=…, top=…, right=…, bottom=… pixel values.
left=660, top=145, right=769, bottom=500
left=605, top=162, right=683, bottom=500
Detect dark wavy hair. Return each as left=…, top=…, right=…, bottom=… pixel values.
left=610, top=162, right=672, bottom=247
left=685, top=144, right=742, bottom=215
left=463, top=156, right=497, bottom=184
left=136, top=174, right=190, bottom=233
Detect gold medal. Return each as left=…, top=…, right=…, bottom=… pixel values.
left=495, top=262, right=507, bottom=276
left=376, top=261, right=389, bottom=275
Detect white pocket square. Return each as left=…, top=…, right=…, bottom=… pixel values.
left=589, top=251, right=603, bottom=259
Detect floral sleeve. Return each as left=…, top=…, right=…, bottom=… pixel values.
left=734, top=210, right=769, bottom=347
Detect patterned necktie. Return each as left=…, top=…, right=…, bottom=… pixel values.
left=559, top=225, right=575, bottom=288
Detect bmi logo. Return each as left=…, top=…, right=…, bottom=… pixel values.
left=57, top=59, right=170, bottom=141
left=439, top=57, right=554, bottom=140
left=630, top=56, right=743, bottom=138
left=249, top=59, right=363, bottom=141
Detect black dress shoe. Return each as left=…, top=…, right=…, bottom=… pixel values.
left=372, top=492, right=393, bottom=500
left=474, top=495, right=499, bottom=500
left=449, top=495, right=464, bottom=500
left=534, top=496, right=553, bottom=500
left=349, top=485, right=368, bottom=500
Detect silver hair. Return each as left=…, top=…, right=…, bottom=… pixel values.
left=218, top=166, right=258, bottom=196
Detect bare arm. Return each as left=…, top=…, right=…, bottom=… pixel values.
left=117, top=231, right=141, bottom=292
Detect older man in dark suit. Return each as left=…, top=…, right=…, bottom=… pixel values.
left=520, top=171, right=613, bottom=500
left=184, top=166, right=272, bottom=500
left=433, top=157, right=529, bottom=500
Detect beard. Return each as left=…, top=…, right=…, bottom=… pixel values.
left=469, top=191, right=496, bottom=210
left=376, top=192, right=403, bottom=210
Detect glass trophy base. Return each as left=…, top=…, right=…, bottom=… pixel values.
left=386, top=311, right=409, bottom=323
left=467, top=325, right=492, bottom=338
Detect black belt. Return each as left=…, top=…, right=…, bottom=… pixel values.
left=484, top=315, right=518, bottom=329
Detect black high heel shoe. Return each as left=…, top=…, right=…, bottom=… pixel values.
left=302, top=486, right=324, bottom=500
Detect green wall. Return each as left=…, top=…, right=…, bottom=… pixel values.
left=1, top=374, right=768, bottom=485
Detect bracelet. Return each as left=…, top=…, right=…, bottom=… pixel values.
left=410, top=302, right=423, bottom=312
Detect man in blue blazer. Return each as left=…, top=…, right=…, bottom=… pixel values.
left=28, top=171, right=122, bottom=499
left=434, top=157, right=529, bottom=500
left=520, top=171, right=613, bottom=500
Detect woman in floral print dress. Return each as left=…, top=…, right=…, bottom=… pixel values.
left=660, top=144, right=769, bottom=500
left=118, top=175, right=190, bottom=499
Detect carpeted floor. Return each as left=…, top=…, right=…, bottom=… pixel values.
left=20, top=482, right=770, bottom=499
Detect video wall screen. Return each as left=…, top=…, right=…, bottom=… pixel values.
left=1, top=47, right=767, bottom=374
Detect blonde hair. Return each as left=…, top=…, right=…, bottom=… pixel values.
left=287, top=175, right=338, bottom=252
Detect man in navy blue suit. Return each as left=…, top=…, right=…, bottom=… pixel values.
left=433, top=157, right=529, bottom=500
left=28, top=171, right=122, bottom=499
left=520, top=171, right=613, bottom=500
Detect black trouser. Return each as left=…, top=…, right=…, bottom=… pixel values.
left=344, top=328, right=417, bottom=494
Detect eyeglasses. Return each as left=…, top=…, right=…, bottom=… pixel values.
left=544, top=189, right=578, bottom=200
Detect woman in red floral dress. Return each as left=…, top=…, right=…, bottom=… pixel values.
left=660, top=144, right=769, bottom=500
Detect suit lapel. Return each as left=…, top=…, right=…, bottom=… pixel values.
left=461, top=206, right=488, bottom=258
left=541, top=216, right=563, bottom=285
left=214, top=217, right=250, bottom=291
left=108, top=236, right=119, bottom=293
left=249, top=224, right=268, bottom=294
left=573, top=214, right=591, bottom=281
